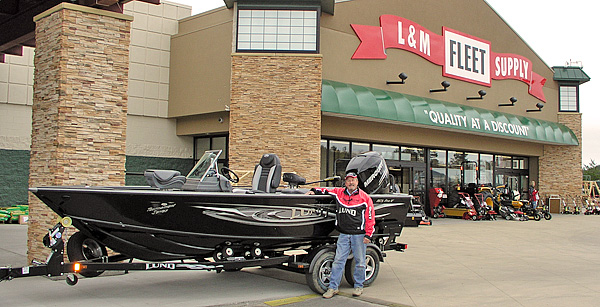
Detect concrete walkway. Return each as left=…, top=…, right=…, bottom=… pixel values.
left=2, top=215, right=600, bottom=306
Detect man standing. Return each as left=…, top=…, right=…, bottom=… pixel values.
left=307, top=171, right=375, bottom=298
left=529, top=180, right=539, bottom=207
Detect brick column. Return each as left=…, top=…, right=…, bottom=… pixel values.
left=28, top=3, right=131, bottom=262
left=538, top=113, right=582, bottom=196
left=229, top=54, right=322, bottom=184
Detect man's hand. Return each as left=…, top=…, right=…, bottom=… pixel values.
left=305, top=190, right=315, bottom=195
left=363, top=237, right=370, bottom=244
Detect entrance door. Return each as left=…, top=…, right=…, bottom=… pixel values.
left=495, top=170, right=529, bottom=200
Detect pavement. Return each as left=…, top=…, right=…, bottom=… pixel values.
left=2, top=214, right=600, bottom=306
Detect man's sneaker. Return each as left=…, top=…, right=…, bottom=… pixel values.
left=352, top=287, right=363, bottom=297
left=322, top=288, right=339, bottom=299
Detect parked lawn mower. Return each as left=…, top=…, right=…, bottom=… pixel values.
left=497, top=203, right=528, bottom=221
left=584, top=198, right=600, bottom=215
left=429, top=187, right=480, bottom=220
left=536, top=198, right=552, bottom=220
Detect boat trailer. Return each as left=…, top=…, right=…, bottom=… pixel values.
left=1, top=217, right=406, bottom=291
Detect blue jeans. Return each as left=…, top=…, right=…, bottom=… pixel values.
left=328, top=233, right=367, bottom=290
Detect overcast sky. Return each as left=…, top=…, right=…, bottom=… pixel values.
left=173, top=0, right=598, bottom=165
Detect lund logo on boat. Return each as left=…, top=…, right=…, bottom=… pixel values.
left=147, top=201, right=176, bottom=215
left=290, top=208, right=320, bottom=219
left=146, top=263, right=175, bottom=270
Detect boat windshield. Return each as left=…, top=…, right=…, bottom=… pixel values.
left=186, top=150, right=223, bottom=181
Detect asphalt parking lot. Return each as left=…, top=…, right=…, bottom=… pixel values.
left=2, top=214, right=600, bottom=306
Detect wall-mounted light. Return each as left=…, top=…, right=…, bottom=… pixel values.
left=430, top=81, right=450, bottom=92
left=498, top=97, right=517, bottom=107
left=386, top=72, right=408, bottom=84
left=466, top=90, right=487, bottom=100
left=526, top=102, right=544, bottom=112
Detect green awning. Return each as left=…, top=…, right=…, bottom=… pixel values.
left=322, top=80, right=578, bottom=145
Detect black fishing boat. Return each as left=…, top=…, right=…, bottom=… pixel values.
left=5, top=150, right=410, bottom=293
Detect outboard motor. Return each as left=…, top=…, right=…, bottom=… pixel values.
left=345, top=151, right=390, bottom=194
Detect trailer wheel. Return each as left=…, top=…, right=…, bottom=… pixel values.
left=344, top=247, right=380, bottom=287
left=65, top=273, right=78, bottom=286
left=67, top=232, right=107, bottom=278
left=305, top=250, right=335, bottom=294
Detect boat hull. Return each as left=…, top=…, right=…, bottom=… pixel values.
left=30, top=186, right=410, bottom=261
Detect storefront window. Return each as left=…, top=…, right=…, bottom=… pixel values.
left=352, top=142, right=370, bottom=157
left=194, top=136, right=228, bottom=167
left=430, top=149, right=447, bottom=191
left=447, top=151, right=465, bottom=188
left=212, top=137, right=227, bottom=154
left=329, top=140, right=350, bottom=178
left=495, top=155, right=512, bottom=168
left=401, top=147, right=424, bottom=162
left=480, top=154, right=493, bottom=186
left=373, top=144, right=399, bottom=160
left=462, top=152, right=478, bottom=185
left=513, top=157, right=528, bottom=169
left=320, top=140, right=328, bottom=180
left=194, top=138, right=210, bottom=159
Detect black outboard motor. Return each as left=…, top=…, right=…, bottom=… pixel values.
left=345, top=151, right=390, bottom=194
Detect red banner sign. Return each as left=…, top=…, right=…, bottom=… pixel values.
left=351, top=15, right=546, bottom=102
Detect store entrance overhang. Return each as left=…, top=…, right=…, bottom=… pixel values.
left=321, top=80, right=578, bottom=146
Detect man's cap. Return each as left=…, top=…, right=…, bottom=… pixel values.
left=345, top=172, right=358, bottom=179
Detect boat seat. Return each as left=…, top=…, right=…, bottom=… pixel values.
left=144, top=170, right=186, bottom=190
left=251, top=153, right=282, bottom=193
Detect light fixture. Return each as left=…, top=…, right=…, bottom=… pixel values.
left=526, top=102, right=544, bottom=112
left=466, top=90, right=487, bottom=100
left=386, top=72, right=408, bottom=84
left=499, top=97, right=517, bottom=107
left=430, top=81, right=450, bottom=92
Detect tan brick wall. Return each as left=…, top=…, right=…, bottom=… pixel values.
left=539, top=113, right=582, bottom=197
left=28, top=5, right=131, bottom=262
left=229, top=54, right=322, bottom=185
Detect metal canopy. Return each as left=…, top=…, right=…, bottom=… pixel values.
left=0, top=0, right=159, bottom=62
left=553, top=66, right=590, bottom=84
left=321, top=80, right=578, bottom=146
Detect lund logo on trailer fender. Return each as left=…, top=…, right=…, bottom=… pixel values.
left=146, top=263, right=175, bottom=270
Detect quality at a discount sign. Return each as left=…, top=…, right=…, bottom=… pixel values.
left=351, top=15, right=547, bottom=102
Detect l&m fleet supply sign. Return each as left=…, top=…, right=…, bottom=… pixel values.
left=350, top=15, right=547, bottom=101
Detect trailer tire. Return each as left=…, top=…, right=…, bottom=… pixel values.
left=67, top=232, right=107, bottom=278
left=305, top=250, right=335, bottom=294
left=344, top=247, right=380, bottom=287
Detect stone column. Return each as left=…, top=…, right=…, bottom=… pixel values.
left=538, top=113, right=582, bottom=197
left=28, top=3, right=131, bottom=262
left=229, top=54, right=322, bottom=184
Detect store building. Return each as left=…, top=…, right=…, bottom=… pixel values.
left=0, top=0, right=590, bottom=221
left=169, top=0, right=589, bottom=213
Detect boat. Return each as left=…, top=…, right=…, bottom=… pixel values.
left=21, top=150, right=410, bottom=292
